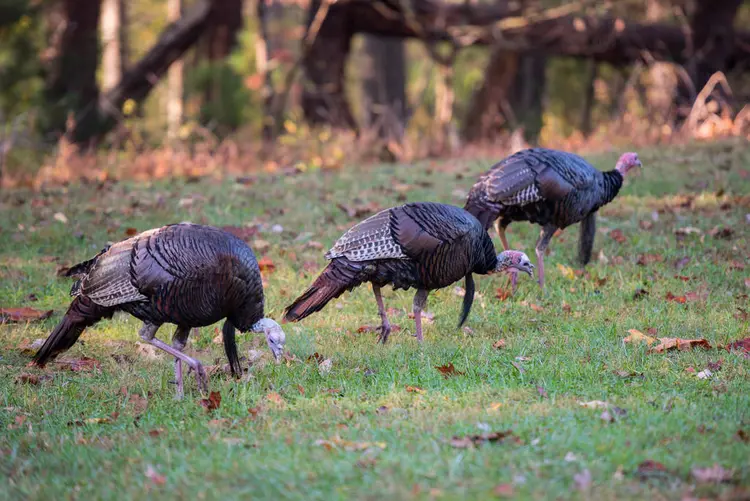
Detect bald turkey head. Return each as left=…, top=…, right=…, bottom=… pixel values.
left=615, top=152, right=642, bottom=176
left=252, top=318, right=286, bottom=361
left=492, top=250, right=534, bottom=278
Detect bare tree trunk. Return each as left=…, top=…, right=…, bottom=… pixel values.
left=362, top=35, right=407, bottom=142
left=580, top=59, right=597, bottom=137
left=432, top=58, right=458, bottom=155
left=462, top=48, right=519, bottom=143
left=202, top=0, right=243, bottom=104
left=100, top=0, right=122, bottom=92
left=510, top=51, right=546, bottom=144
left=644, top=0, right=678, bottom=125
left=42, top=0, right=102, bottom=145
left=167, top=0, right=183, bottom=142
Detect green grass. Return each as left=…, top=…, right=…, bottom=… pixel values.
left=1, top=140, right=749, bottom=500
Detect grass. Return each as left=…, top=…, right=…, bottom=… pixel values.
left=1, top=139, right=749, bottom=500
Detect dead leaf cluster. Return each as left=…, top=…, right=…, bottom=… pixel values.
left=449, top=430, right=520, bottom=449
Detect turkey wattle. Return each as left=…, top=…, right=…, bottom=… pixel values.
left=32, top=223, right=286, bottom=399
left=283, top=202, right=534, bottom=342
left=464, top=148, right=642, bottom=290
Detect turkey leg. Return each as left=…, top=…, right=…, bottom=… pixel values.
left=138, top=323, right=209, bottom=395
left=171, top=326, right=191, bottom=400
left=494, top=220, right=518, bottom=293
left=372, top=285, right=392, bottom=344
left=412, top=289, right=429, bottom=342
left=535, top=224, right=557, bottom=289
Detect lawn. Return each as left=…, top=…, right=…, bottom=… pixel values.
left=1, top=140, right=749, bottom=500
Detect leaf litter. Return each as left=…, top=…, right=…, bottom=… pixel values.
left=449, top=430, right=521, bottom=449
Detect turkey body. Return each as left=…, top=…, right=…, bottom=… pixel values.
left=284, top=202, right=499, bottom=342
left=32, top=223, right=275, bottom=397
left=464, top=148, right=631, bottom=288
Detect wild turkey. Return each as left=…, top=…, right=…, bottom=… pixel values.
left=464, top=148, right=642, bottom=290
left=32, top=223, right=286, bottom=399
left=283, top=202, right=534, bottom=342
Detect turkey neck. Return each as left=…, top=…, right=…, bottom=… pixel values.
left=596, top=170, right=624, bottom=208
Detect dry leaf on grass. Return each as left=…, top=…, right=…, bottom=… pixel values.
left=434, top=362, right=464, bottom=378
left=405, top=385, right=425, bottom=394
left=726, top=337, right=750, bottom=354
left=127, top=393, right=148, bottom=416
left=449, top=430, right=520, bottom=448
left=0, top=307, right=53, bottom=324
left=636, top=460, right=669, bottom=479
left=17, top=338, right=46, bottom=355
left=315, top=436, right=386, bottom=452
left=15, top=373, right=53, bottom=385
left=54, top=357, right=101, bottom=372
left=493, top=484, right=514, bottom=497
left=493, top=339, right=507, bottom=350
left=495, top=288, right=512, bottom=301
left=636, top=254, right=664, bottom=266
left=135, top=342, right=162, bottom=359
left=691, top=464, right=734, bottom=484
left=257, top=256, right=276, bottom=273
left=198, top=391, right=221, bottom=412
left=623, top=329, right=657, bottom=346
left=265, top=391, right=286, bottom=408
left=145, top=465, right=166, bottom=486
left=648, top=338, right=712, bottom=354
left=609, top=229, right=627, bottom=244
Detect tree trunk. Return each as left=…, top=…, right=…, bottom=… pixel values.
left=166, top=0, right=183, bottom=142
left=100, top=0, right=122, bottom=92
left=301, top=0, right=357, bottom=130
left=201, top=0, right=243, bottom=105
left=362, top=35, right=407, bottom=142
left=509, top=51, right=546, bottom=144
left=644, top=0, right=678, bottom=125
left=462, top=48, right=519, bottom=143
left=42, top=0, right=102, bottom=145
left=580, top=59, right=597, bottom=137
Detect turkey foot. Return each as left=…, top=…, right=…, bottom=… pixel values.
left=139, top=323, right=208, bottom=395
left=372, top=285, right=392, bottom=344
left=412, top=289, right=429, bottom=342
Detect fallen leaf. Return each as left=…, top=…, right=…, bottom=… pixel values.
left=726, top=337, right=750, bottom=353
left=407, top=310, right=435, bottom=323
left=636, top=254, right=664, bottom=266
left=0, top=307, right=53, bottom=323
left=145, top=465, right=166, bottom=486
left=709, top=226, right=734, bottom=239
left=449, top=430, right=518, bottom=448
left=257, top=256, right=276, bottom=273
left=15, top=373, right=52, bottom=385
left=578, top=400, right=610, bottom=409
left=665, top=292, right=687, bottom=303
left=124, top=227, right=138, bottom=237
left=674, top=275, right=692, bottom=281
left=574, top=469, right=592, bottom=491
left=315, top=436, right=386, bottom=452
left=648, top=338, right=712, bottom=354
left=674, top=227, right=702, bottom=236
left=636, top=460, right=668, bottom=478
left=405, top=385, right=425, bottom=394
left=248, top=406, right=262, bottom=419
left=306, top=240, right=324, bottom=250
left=18, top=338, right=46, bottom=355
left=495, top=288, right=512, bottom=301
left=198, top=391, right=221, bottom=412
left=54, top=357, right=101, bottom=372
left=557, top=263, right=576, bottom=280
left=609, top=229, right=627, bottom=244
left=435, top=362, right=465, bottom=378
left=265, top=391, right=286, bottom=407
left=7, top=415, right=27, bottom=430
left=633, top=287, right=649, bottom=300
left=135, top=342, right=161, bottom=359
left=735, top=429, right=749, bottom=443
left=307, top=352, right=324, bottom=364
left=127, top=393, right=148, bottom=416
left=638, top=220, right=654, bottom=230
left=624, top=329, right=657, bottom=346
left=674, top=256, right=691, bottom=270
left=707, top=359, right=723, bottom=371
left=357, top=324, right=401, bottom=334
left=691, top=464, right=734, bottom=484
left=148, top=429, right=165, bottom=437
left=730, top=260, right=746, bottom=270
left=253, top=239, right=271, bottom=253
left=493, top=339, right=507, bottom=350
left=53, top=212, right=68, bottom=224
left=493, top=483, right=515, bottom=497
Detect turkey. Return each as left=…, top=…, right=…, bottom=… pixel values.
left=32, top=223, right=286, bottom=399
left=283, top=202, right=534, bottom=342
left=464, top=148, right=642, bottom=290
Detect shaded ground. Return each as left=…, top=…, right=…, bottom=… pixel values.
left=1, top=140, right=749, bottom=500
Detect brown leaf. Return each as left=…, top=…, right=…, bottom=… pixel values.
left=434, top=362, right=464, bottom=378
left=674, top=275, right=692, bottom=282
left=674, top=256, right=691, bottom=270
left=265, top=391, right=285, bottom=407
left=638, top=220, right=654, bottom=230
left=0, top=307, right=53, bottom=324
left=405, top=385, right=425, bottom=394
left=493, top=483, right=515, bottom=497
left=257, top=256, right=276, bottom=273
left=248, top=406, right=262, bottom=419
left=54, top=357, right=101, bottom=372
left=636, top=460, right=668, bottom=478
left=357, top=324, right=401, bottom=334
left=307, top=352, right=325, bottom=364
left=148, top=429, right=165, bottom=438
left=18, top=338, right=46, bottom=355
left=495, top=288, right=511, bottom=301
left=624, top=329, right=657, bottom=346
left=633, top=287, right=649, bottom=300
left=124, top=227, right=138, bottom=237
left=664, top=292, right=687, bottom=303
left=7, top=414, right=27, bottom=430
left=449, top=430, right=518, bottom=448
left=636, top=254, right=664, bottom=266
left=729, top=260, right=745, bottom=270
left=492, top=339, right=507, bottom=350
left=198, top=391, right=221, bottom=412
left=709, top=226, right=734, bottom=240
left=648, top=338, right=712, bottom=354
left=145, top=465, right=166, bottom=486
left=735, top=429, right=749, bottom=443
left=609, top=229, right=627, bottom=244
left=691, top=464, right=734, bottom=484
left=726, top=337, right=750, bottom=353
left=15, top=373, right=52, bottom=385
left=127, top=393, right=148, bottom=416
left=707, top=359, right=723, bottom=371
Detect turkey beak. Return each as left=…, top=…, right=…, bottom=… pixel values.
left=523, top=263, right=535, bottom=278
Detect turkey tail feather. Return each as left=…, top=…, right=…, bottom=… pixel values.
left=222, top=320, right=242, bottom=377
left=32, top=297, right=112, bottom=366
left=457, top=273, right=475, bottom=327
left=284, top=261, right=362, bottom=322
left=578, top=212, right=596, bottom=266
